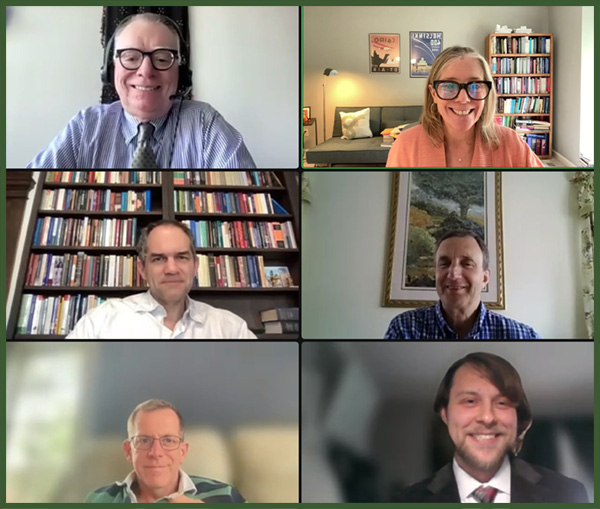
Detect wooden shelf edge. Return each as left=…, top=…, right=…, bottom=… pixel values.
left=22, top=286, right=300, bottom=293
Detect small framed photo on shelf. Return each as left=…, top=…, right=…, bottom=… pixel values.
left=410, top=31, right=443, bottom=77
left=303, top=106, right=311, bottom=125
left=369, top=33, right=400, bottom=73
left=264, top=266, right=294, bottom=288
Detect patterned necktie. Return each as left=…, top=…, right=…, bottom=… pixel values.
left=131, top=122, right=158, bottom=169
left=472, top=485, right=498, bottom=503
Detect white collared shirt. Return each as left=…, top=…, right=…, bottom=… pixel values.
left=453, top=455, right=511, bottom=503
left=66, top=291, right=257, bottom=339
left=117, top=468, right=197, bottom=503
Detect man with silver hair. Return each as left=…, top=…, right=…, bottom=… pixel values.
left=86, top=399, right=246, bottom=503
left=28, top=13, right=255, bottom=169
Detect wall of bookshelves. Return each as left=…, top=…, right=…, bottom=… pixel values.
left=7, top=170, right=300, bottom=340
left=486, top=33, right=553, bottom=159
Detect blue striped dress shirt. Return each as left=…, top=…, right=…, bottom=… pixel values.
left=384, top=301, right=541, bottom=339
left=27, top=100, right=256, bottom=169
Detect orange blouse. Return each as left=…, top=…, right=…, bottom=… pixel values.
left=386, top=124, right=544, bottom=168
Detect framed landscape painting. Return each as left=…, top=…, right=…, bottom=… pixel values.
left=383, top=171, right=504, bottom=309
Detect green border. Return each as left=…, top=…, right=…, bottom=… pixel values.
left=4, top=2, right=599, bottom=509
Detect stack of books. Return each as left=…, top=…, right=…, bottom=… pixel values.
left=380, top=128, right=396, bottom=148
left=380, top=123, right=412, bottom=148
left=260, top=307, right=299, bottom=334
left=514, top=119, right=551, bottom=132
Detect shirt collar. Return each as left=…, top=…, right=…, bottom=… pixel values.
left=116, top=468, right=197, bottom=502
left=434, top=301, right=488, bottom=338
left=134, top=291, right=207, bottom=325
left=453, top=455, right=511, bottom=502
left=121, top=106, right=172, bottom=145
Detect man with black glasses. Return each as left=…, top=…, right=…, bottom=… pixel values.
left=28, top=13, right=255, bottom=169
left=85, top=399, right=246, bottom=503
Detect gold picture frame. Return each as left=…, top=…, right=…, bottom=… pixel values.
left=383, top=171, right=505, bottom=309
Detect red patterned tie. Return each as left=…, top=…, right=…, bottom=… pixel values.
left=472, top=485, right=498, bottom=503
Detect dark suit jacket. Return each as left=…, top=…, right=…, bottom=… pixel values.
left=392, top=457, right=589, bottom=503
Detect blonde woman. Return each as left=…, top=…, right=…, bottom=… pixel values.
left=386, top=46, right=543, bottom=167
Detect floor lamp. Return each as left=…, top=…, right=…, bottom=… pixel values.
left=322, top=68, right=338, bottom=143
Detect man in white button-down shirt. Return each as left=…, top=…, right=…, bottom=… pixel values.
left=67, top=220, right=256, bottom=339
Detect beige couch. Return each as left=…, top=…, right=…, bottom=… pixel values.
left=53, top=425, right=298, bottom=503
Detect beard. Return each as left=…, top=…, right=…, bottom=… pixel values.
left=455, top=439, right=513, bottom=479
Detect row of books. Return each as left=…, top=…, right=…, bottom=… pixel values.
left=172, top=171, right=281, bottom=187
left=521, top=133, right=549, bottom=156
left=17, top=294, right=107, bottom=336
left=25, top=250, right=295, bottom=290
left=490, top=35, right=551, bottom=55
left=496, top=96, right=549, bottom=114
left=181, top=219, right=297, bottom=250
left=34, top=217, right=138, bottom=247
left=494, top=76, right=550, bottom=95
left=174, top=191, right=280, bottom=215
left=491, top=57, right=550, bottom=75
left=45, top=171, right=161, bottom=184
left=26, top=252, right=146, bottom=288
left=259, top=307, right=299, bottom=334
left=196, top=254, right=293, bottom=288
left=41, top=189, right=153, bottom=212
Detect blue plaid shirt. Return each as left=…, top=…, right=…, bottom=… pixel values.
left=384, top=301, right=541, bottom=339
left=27, top=100, right=255, bottom=169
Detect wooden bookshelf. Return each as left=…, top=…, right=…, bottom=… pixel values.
left=6, top=171, right=300, bottom=340
left=486, top=33, right=553, bottom=159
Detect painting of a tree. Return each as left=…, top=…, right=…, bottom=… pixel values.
left=405, top=171, right=486, bottom=287
left=412, top=172, right=484, bottom=220
left=384, top=171, right=504, bottom=308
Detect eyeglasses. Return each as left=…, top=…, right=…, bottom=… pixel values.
left=130, top=435, right=183, bottom=450
left=433, top=80, right=492, bottom=101
left=116, top=48, right=179, bottom=71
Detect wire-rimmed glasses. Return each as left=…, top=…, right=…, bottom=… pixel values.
left=129, top=435, right=183, bottom=450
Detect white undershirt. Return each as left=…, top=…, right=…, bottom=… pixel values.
left=117, top=468, right=197, bottom=503
left=453, top=455, right=511, bottom=503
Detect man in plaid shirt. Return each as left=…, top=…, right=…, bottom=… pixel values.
left=85, top=399, right=246, bottom=503
left=384, top=230, right=540, bottom=339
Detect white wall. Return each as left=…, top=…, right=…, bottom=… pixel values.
left=6, top=6, right=299, bottom=168
left=303, top=6, right=591, bottom=164
left=6, top=7, right=102, bottom=168
left=578, top=6, right=594, bottom=163
left=301, top=171, right=587, bottom=339
left=549, top=7, right=584, bottom=165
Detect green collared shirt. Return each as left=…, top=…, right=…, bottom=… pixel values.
left=85, top=470, right=246, bottom=503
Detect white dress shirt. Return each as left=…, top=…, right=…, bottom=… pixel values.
left=454, top=455, right=511, bottom=503
left=66, top=291, right=257, bottom=339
